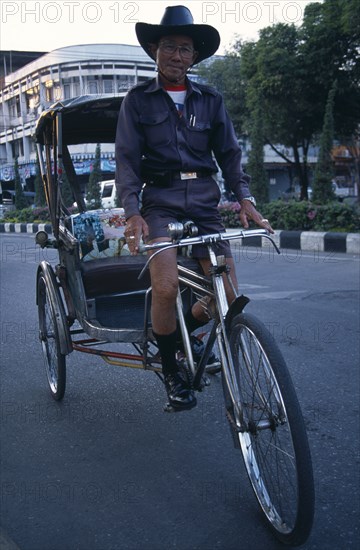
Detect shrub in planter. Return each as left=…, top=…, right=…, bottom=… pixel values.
left=260, top=201, right=315, bottom=230
left=218, top=201, right=242, bottom=227
left=0, top=205, right=78, bottom=224
left=310, top=202, right=360, bottom=232
left=218, top=200, right=360, bottom=232
left=1, top=207, right=51, bottom=223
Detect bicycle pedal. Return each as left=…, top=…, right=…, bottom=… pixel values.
left=202, top=375, right=211, bottom=387
left=163, top=401, right=196, bottom=413
left=196, top=375, right=210, bottom=391
left=205, top=362, right=221, bottom=375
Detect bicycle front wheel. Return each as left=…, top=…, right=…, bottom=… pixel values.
left=37, top=271, right=66, bottom=400
left=225, top=312, right=314, bottom=546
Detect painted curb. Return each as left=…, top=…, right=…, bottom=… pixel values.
left=0, top=223, right=359, bottom=254
left=0, top=222, right=52, bottom=235
left=227, top=228, right=360, bottom=255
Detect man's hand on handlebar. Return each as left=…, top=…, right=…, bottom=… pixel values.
left=239, top=200, right=274, bottom=234
left=124, top=215, right=149, bottom=255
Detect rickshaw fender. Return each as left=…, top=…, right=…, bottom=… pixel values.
left=225, top=295, right=250, bottom=331
left=36, top=261, right=72, bottom=356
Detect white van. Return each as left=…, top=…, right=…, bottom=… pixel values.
left=100, top=179, right=117, bottom=208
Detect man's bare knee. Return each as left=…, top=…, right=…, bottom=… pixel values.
left=152, top=275, right=178, bottom=302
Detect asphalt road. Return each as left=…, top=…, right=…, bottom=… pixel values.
left=1, top=234, right=359, bottom=550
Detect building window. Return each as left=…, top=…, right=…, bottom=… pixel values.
left=74, top=80, right=80, bottom=96
left=25, top=86, right=40, bottom=111
left=11, top=139, right=24, bottom=158
left=117, top=75, right=135, bottom=91
left=64, top=84, right=71, bottom=99
left=9, top=96, right=21, bottom=118
left=88, top=80, right=98, bottom=94
left=103, top=77, right=114, bottom=93
left=54, top=85, right=62, bottom=101
left=45, top=86, right=53, bottom=102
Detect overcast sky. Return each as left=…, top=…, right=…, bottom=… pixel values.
left=0, top=1, right=319, bottom=54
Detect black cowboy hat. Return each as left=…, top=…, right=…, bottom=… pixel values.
left=135, top=5, right=220, bottom=65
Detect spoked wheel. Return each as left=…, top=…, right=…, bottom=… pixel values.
left=225, top=312, right=314, bottom=546
left=37, top=271, right=66, bottom=400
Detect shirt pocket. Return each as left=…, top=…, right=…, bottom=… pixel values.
left=186, top=120, right=211, bottom=153
left=140, top=111, right=171, bottom=147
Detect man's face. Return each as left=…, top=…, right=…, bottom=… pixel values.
left=151, top=35, right=198, bottom=85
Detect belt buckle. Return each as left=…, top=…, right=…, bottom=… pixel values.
left=180, top=171, right=197, bottom=180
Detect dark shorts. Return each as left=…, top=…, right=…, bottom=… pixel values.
left=141, top=176, right=232, bottom=259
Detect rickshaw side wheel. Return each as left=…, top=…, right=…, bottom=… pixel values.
left=37, top=270, right=66, bottom=400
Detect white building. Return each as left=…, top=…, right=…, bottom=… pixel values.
left=0, top=44, right=156, bottom=187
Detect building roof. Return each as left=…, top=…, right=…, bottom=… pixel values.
left=2, top=44, right=155, bottom=86
left=0, top=50, right=46, bottom=79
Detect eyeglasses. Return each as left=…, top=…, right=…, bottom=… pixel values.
left=158, top=42, right=195, bottom=60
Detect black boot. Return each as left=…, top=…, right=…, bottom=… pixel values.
left=154, top=331, right=197, bottom=411
left=164, top=371, right=197, bottom=411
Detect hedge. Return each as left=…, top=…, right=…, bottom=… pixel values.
left=1, top=201, right=360, bottom=232
left=0, top=206, right=76, bottom=224
left=218, top=200, right=360, bottom=233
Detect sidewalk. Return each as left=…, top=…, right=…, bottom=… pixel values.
left=0, top=222, right=359, bottom=254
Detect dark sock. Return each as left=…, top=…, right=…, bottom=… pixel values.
left=153, top=330, right=178, bottom=376
left=176, top=308, right=207, bottom=347
left=185, top=308, right=207, bottom=333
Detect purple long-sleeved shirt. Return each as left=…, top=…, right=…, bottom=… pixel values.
left=115, top=75, right=251, bottom=219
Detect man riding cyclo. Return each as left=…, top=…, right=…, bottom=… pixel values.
left=115, top=5, right=273, bottom=411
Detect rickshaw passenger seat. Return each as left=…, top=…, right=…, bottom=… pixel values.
left=81, top=256, right=150, bottom=298
left=80, top=255, right=202, bottom=298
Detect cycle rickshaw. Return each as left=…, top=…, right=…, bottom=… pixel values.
left=34, top=94, right=314, bottom=546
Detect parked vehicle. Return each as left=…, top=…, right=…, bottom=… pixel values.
left=99, top=179, right=117, bottom=208
left=0, top=190, right=36, bottom=213
left=332, top=180, right=354, bottom=200
left=282, top=185, right=313, bottom=201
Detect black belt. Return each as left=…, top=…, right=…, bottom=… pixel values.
left=144, top=170, right=213, bottom=187
left=171, top=170, right=213, bottom=180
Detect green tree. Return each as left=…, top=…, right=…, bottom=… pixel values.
left=14, top=157, right=27, bottom=210
left=312, top=82, right=337, bottom=203
left=241, top=23, right=318, bottom=199
left=198, top=50, right=246, bottom=135
left=342, top=130, right=360, bottom=202
left=300, top=0, right=360, bottom=139
left=200, top=0, right=360, bottom=201
left=246, top=104, right=269, bottom=203
left=86, top=144, right=102, bottom=209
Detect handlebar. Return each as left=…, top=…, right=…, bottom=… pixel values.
left=139, top=228, right=280, bottom=255
left=137, top=227, right=280, bottom=280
